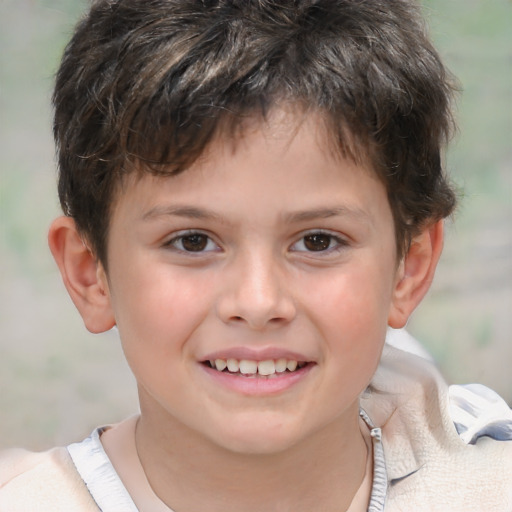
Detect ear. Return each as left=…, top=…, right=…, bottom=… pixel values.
left=48, top=216, right=116, bottom=334
left=388, top=220, right=444, bottom=329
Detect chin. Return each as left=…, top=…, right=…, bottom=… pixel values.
left=207, top=417, right=307, bottom=456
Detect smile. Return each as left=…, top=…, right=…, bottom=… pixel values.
left=204, top=358, right=308, bottom=377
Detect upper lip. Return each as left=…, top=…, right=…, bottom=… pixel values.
left=201, top=347, right=313, bottom=363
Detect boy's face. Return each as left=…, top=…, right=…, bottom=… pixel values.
left=101, top=111, right=402, bottom=454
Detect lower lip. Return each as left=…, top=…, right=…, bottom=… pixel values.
left=201, top=364, right=314, bottom=395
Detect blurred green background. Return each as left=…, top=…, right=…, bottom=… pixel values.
left=1, top=0, right=511, bottom=450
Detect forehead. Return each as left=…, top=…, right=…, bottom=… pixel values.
left=111, top=109, right=391, bottom=233
left=219, top=105, right=372, bottom=170
left=124, top=105, right=374, bottom=191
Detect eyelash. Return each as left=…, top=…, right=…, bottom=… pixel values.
left=290, top=230, right=349, bottom=254
left=164, top=231, right=219, bottom=253
left=163, top=230, right=348, bottom=255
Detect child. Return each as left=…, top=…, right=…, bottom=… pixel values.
left=1, top=0, right=511, bottom=510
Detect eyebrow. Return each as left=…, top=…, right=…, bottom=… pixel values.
left=142, top=205, right=226, bottom=223
left=284, top=207, right=371, bottom=224
left=142, top=204, right=371, bottom=226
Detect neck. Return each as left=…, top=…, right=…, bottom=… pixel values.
left=135, top=394, right=369, bottom=512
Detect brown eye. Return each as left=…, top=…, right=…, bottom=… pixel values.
left=290, top=231, right=346, bottom=254
left=303, top=234, right=332, bottom=251
left=167, top=231, right=218, bottom=253
left=181, top=234, right=209, bottom=251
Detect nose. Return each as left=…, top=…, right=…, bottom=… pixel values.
left=216, top=250, right=296, bottom=330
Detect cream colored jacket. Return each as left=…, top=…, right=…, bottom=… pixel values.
left=1, top=345, right=511, bottom=511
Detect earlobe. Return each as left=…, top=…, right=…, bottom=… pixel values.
left=48, top=216, right=116, bottom=333
left=388, top=220, right=444, bottom=329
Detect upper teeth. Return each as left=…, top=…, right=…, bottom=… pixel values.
left=209, top=358, right=302, bottom=376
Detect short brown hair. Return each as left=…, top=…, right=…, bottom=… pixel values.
left=53, top=0, right=457, bottom=266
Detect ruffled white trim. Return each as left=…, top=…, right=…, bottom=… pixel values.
left=67, top=427, right=139, bottom=512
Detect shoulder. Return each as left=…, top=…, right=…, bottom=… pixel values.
left=363, top=341, right=512, bottom=512
left=0, top=445, right=99, bottom=511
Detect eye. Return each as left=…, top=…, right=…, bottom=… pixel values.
left=166, top=231, right=219, bottom=253
left=290, top=231, right=347, bottom=253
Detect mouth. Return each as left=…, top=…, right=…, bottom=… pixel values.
left=202, top=358, right=311, bottom=378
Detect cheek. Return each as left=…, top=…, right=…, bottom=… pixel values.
left=110, top=271, right=216, bottom=405
left=302, top=262, right=393, bottom=376
left=109, top=264, right=213, bottom=357
left=306, top=263, right=394, bottom=332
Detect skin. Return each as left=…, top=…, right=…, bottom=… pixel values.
left=49, top=109, right=443, bottom=512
